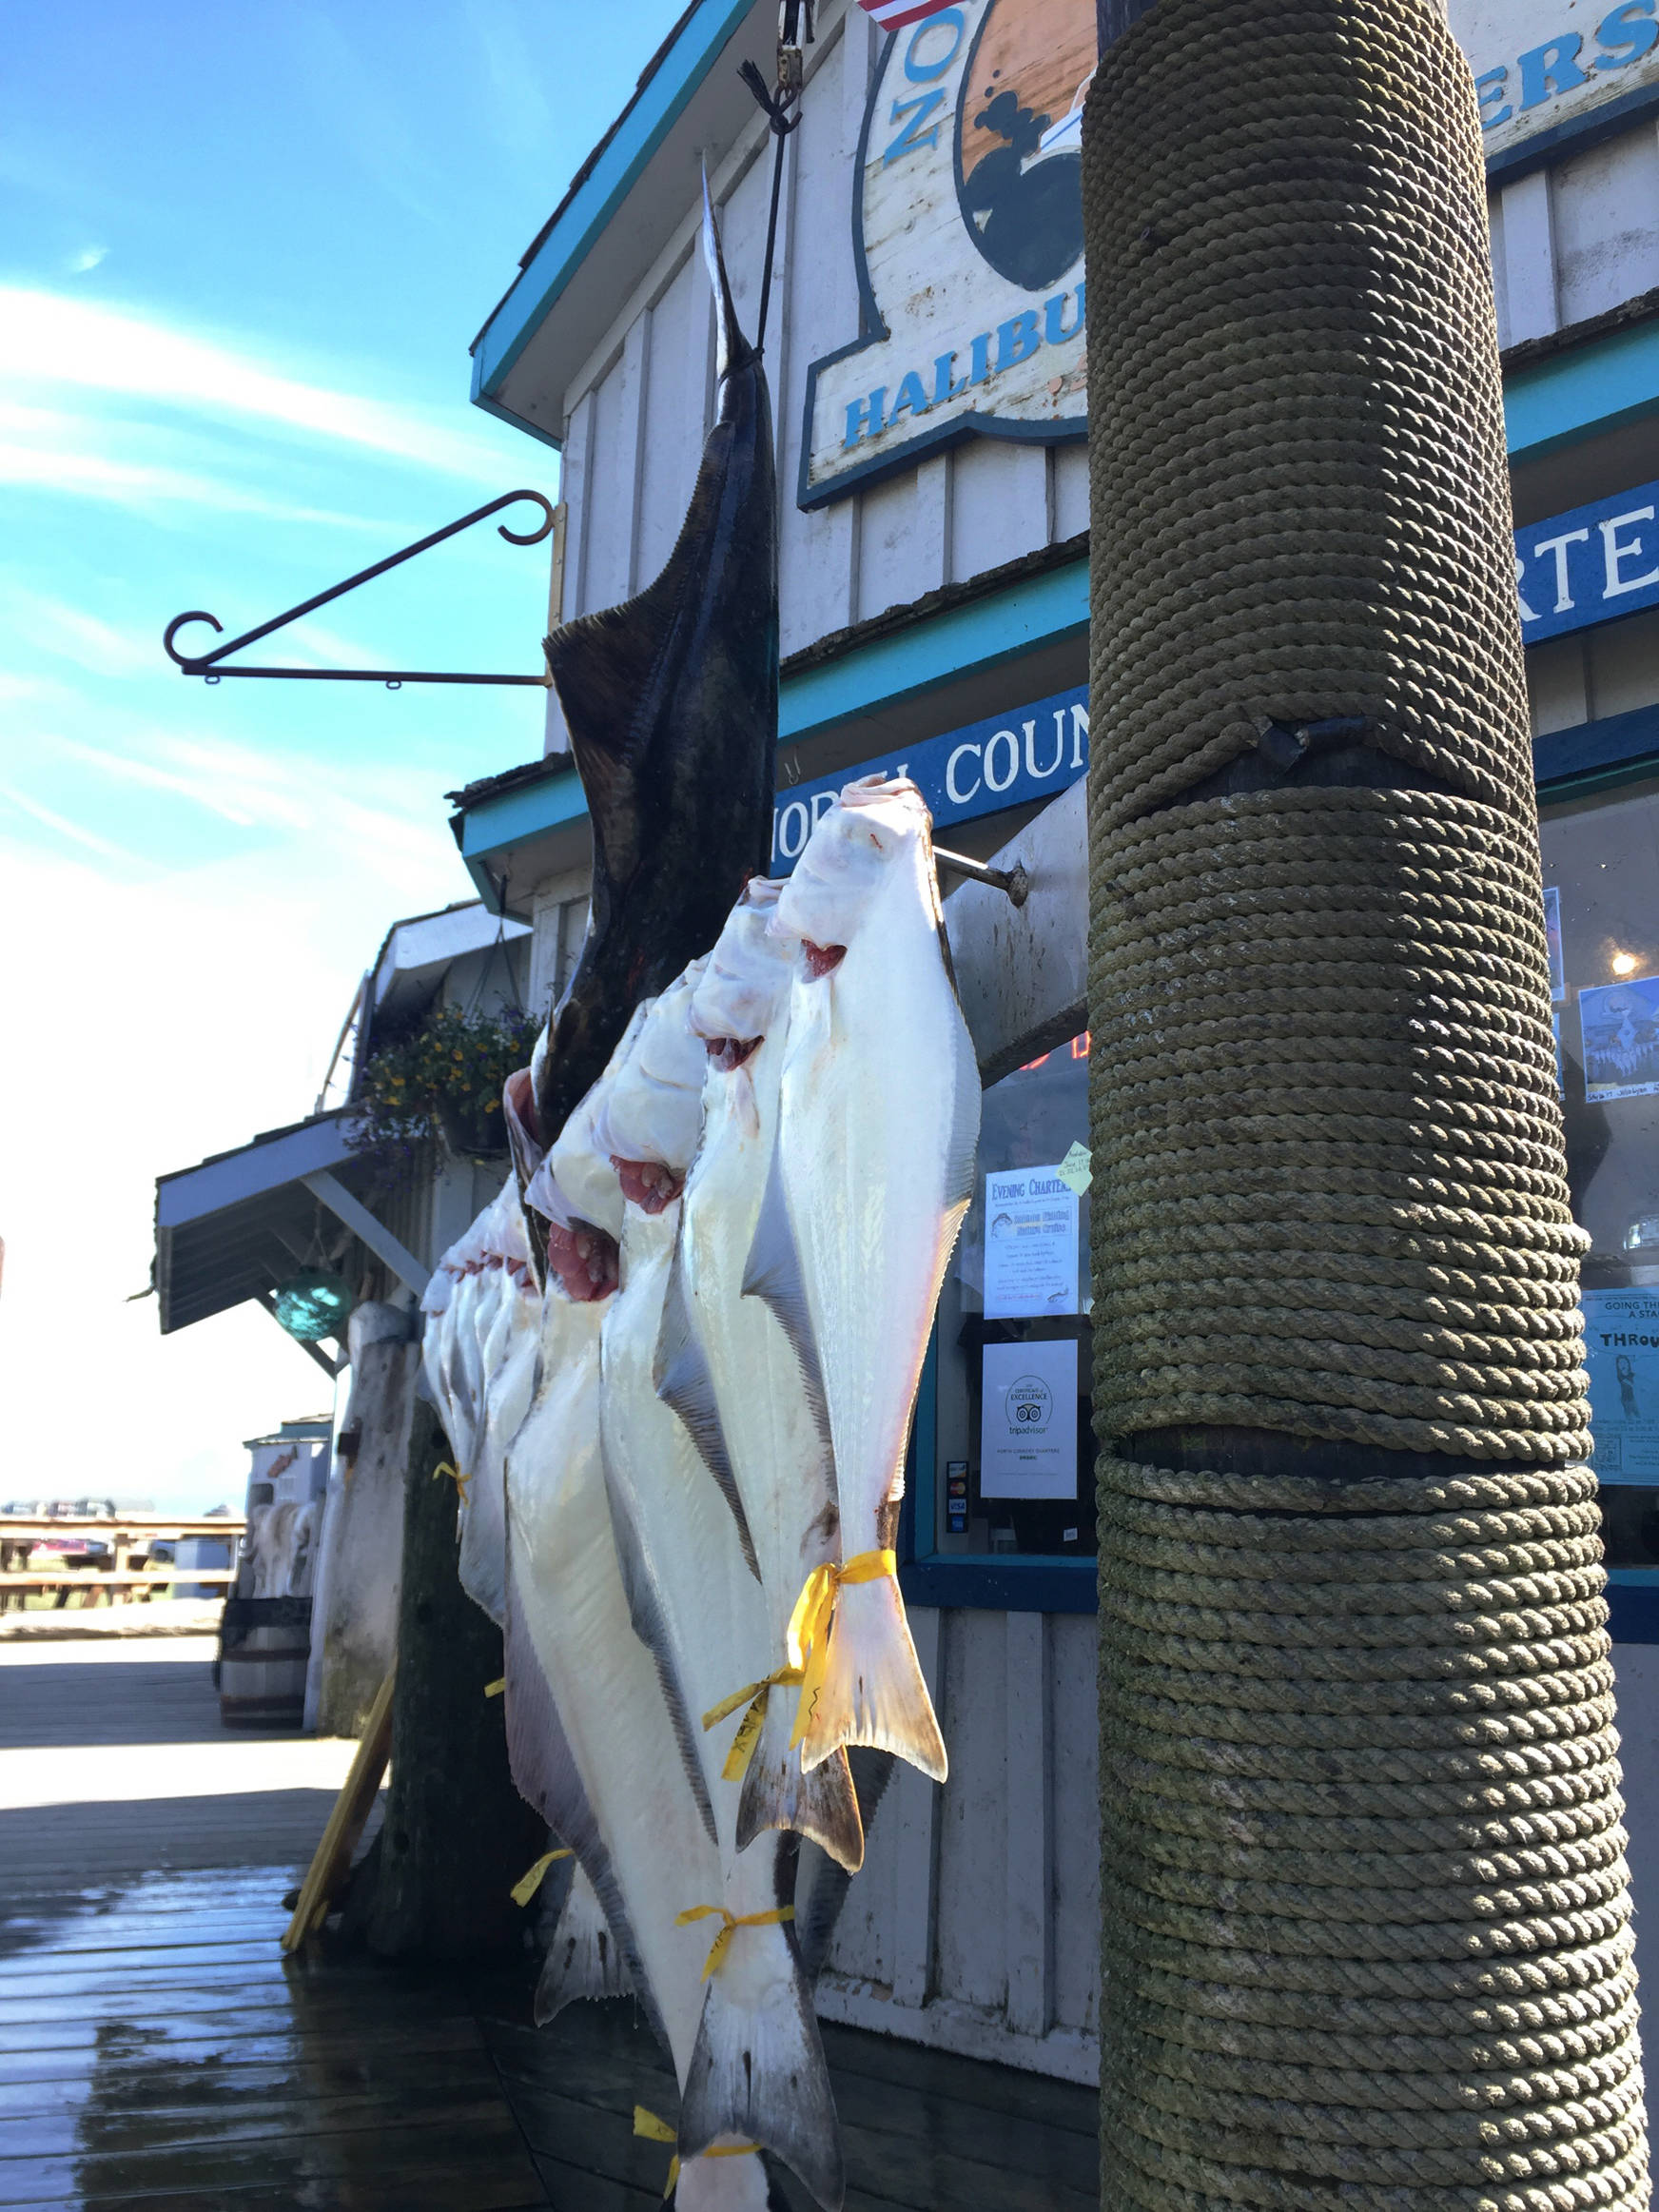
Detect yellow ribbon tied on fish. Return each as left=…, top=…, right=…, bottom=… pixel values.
left=674, top=1902, right=794, bottom=1981
left=484, top=1677, right=506, bottom=1699
left=634, top=2107, right=759, bottom=2200
left=786, top=1550, right=898, bottom=1751
left=701, top=1665, right=805, bottom=1781
left=509, top=1847, right=573, bottom=1908
left=433, top=1459, right=472, bottom=1507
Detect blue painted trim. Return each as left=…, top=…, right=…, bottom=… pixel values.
left=470, top=380, right=566, bottom=455
left=899, top=1557, right=1098, bottom=1615
left=1507, top=318, right=1659, bottom=462
left=455, top=764, right=589, bottom=864
left=471, top=0, right=755, bottom=403
left=1607, top=1571, right=1659, bottom=1644
left=780, top=560, right=1089, bottom=746
left=1486, top=79, right=1659, bottom=191
left=1534, top=701, right=1659, bottom=788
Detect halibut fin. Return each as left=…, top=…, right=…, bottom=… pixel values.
left=740, top=1138, right=832, bottom=1453
left=534, top=1862, right=634, bottom=2024
left=737, top=1693, right=864, bottom=1875
left=599, top=1441, right=720, bottom=1849
left=654, top=1243, right=761, bottom=1580
left=679, top=1928, right=844, bottom=2212
left=798, top=1573, right=947, bottom=1784
left=501, top=1561, right=670, bottom=2059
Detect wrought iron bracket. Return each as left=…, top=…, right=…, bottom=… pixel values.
left=162, top=489, right=556, bottom=689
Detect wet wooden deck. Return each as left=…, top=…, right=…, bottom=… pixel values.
left=0, top=1638, right=1097, bottom=2210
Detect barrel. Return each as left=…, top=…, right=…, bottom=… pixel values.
left=218, top=1596, right=312, bottom=1730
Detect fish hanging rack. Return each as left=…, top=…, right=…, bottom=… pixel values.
left=161, top=490, right=556, bottom=689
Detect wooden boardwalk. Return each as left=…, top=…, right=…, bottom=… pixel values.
left=0, top=1638, right=1098, bottom=2210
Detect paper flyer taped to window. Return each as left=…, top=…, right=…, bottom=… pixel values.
left=980, top=1339, right=1078, bottom=1501
left=1583, top=1289, right=1659, bottom=1485
left=983, top=1165, right=1079, bottom=1319
left=1581, top=977, right=1659, bottom=1103
left=1544, top=886, right=1565, bottom=1005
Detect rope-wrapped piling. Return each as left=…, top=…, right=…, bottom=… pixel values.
left=1083, top=5, right=1647, bottom=2207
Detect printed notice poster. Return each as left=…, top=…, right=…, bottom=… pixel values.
left=1581, top=977, right=1659, bottom=1103
left=983, top=1165, right=1079, bottom=1320
left=1544, top=887, right=1565, bottom=1004
left=1582, top=1289, right=1659, bottom=1484
left=981, top=1339, right=1079, bottom=1501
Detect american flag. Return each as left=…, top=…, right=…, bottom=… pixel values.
left=856, top=0, right=962, bottom=29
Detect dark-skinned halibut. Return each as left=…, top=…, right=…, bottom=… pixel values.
left=533, top=187, right=776, bottom=1153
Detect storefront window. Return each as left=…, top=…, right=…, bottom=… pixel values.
left=926, top=1033, right=1096, bottom=1561
left=1540, top=775, right=1659, bottom=1566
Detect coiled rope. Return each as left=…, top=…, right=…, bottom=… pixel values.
left=1082, top=3, right=1647, bottom=2206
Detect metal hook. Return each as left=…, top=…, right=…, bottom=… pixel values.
left=162, top=488, right=556, bottom=688
left=935, top=847, right=1031, bottom=908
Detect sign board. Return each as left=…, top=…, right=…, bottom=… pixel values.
left=1583, top=1287, right=1659, bottom=1481
left=983, top=1165, right=1079, bottom=1320
left=980, top=1337, right=1079, bottom=1500
left=798, top=3, right=1655, bottom=506
left=771, top=684, right=1087, bottom=869
left=1450, top=1, right=1659, bottom=166
left=800, top=0, right=1094, bottom=508
left=1516, top=479, right=1659, bottom=643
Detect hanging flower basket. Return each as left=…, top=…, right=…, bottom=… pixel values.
left=350, top=1004, right=538, bottom=1166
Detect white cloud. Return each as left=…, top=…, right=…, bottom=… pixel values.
left=68, top=245, right=107, bottom=275
left=0, top=287, right=509, bottom=483
left=0, top=782, right=139, bottom=862
left=0, top=435, right=383, bottom=529
left=0, top=749, right=466, bottom=1516
left=5, top=590, right=163, bottom=679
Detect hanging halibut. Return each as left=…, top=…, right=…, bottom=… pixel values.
left=766, top=778, right=979, bottom=1783
left=597, top=973, right=844, bottom=2212
left=532, top=184, right=776, bottom=1155
left=673, top=884, right=863, bottom=1872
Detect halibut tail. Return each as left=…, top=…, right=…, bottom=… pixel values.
left=534, top=1862, right=634, bottom=2025
left=679, top=1927, right=843, bottom=2212
left=796, top=1566, right=947, bottom=1785
left=737, top=1693, right=865, bottom=1875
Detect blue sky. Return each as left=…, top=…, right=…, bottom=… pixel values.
left=0, top=1, right=686, bottom=1511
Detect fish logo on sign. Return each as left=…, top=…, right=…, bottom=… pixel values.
left=802, top=0, right=1095, bottom=508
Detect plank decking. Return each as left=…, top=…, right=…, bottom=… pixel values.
left=0, top=1637, right=1098, bottom=2209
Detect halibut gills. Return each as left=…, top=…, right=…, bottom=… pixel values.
left=597, top=974, right=844, bottom=2211
left=767, top=779, right=979, bottom=1783
left=532, top=186, right=776, bottom=1155
left=674, top=884, right=863, bottom=1872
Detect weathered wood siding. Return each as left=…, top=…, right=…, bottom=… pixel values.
left=816, top=1608, right=1100, bottom=2085
left=547, top=0, right=1078, bottom=699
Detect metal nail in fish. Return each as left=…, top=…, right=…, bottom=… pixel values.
left=595, top=968, right=845, bottom=2211
left=532, top=179, right=777, bottom=1165
left=673, top=881, right=864, bottom=1873
left=767, top=776, right=979, bottom=1785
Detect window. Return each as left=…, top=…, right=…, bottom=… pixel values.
left=1540, top=774, right=1659, bottom=1565
left=904, top=1034, right=1097, bottom=1607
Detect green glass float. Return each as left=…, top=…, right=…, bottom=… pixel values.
left=271, top=1267, right=353, bottom=1342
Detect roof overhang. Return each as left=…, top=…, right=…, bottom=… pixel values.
left=155, top=1112, right=367, bottom=1336
left=469, top=0, right=771, bottom=445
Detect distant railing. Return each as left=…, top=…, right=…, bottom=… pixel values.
left=0, top=1517, right=247, bottom=1611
